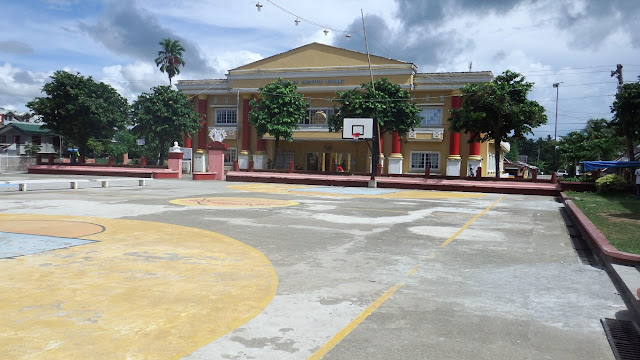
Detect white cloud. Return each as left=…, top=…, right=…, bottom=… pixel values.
left=0, top=63, right=51, bottom=111
left=2, top=0, right=639, bottom=139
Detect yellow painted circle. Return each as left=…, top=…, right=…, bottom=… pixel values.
left=0, top=214, right=278, bottom=359
left=170, top=197, right=299, bottom=208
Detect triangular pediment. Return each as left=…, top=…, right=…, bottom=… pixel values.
left=230, top=43, right=412, bottom=72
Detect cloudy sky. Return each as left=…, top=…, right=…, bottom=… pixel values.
left=1, top=0, right=639, bottom=138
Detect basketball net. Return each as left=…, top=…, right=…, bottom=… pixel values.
left=352, top=133, right=361, bottom=142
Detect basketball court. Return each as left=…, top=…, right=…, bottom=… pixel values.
left=0, top=176, right=627, bottom=359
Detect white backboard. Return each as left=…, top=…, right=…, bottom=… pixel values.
left=342, top=118, right=374, bottom=140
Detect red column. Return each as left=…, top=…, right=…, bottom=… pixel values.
left=197, top=98, right=207, bottom=149
left=183, top=135, right=192, bottom=148
left=379, top=136, right=384, bottom=155
left=449, top=96, right=462, bottom=159
left=242, top=98, right=250, bottom=153
left=257, top=139, right=266, bottom=152
left=391, top=132, right=401, bottom=154
left=469, top=132, right=481, bottom=158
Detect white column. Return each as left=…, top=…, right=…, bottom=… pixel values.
left=238, top=151, right=250, bottom=170
left=387, top=154, right=403, bottom=174
left=446, top=158, right=461, bottom=176
left=252, top=154, right=267, bottom=170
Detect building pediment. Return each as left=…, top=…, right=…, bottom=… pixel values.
left=229, top=43, right=415, bottom=77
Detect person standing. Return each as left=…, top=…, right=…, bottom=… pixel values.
left=635, top=166, right=640, bottom=199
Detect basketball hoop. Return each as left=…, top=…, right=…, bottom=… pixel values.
left=352, top=133, right=361, bottom=142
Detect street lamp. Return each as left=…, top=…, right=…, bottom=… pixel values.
left=552, top=82, right=562, bottom=172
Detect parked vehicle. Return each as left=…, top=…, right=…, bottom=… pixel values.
left=556, top=169, right=568, bottom=177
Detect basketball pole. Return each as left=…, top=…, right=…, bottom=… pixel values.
left=362, top=9, right=379, bottom=185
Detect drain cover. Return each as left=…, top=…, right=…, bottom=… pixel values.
left=601, top=318, right=640, bottom=360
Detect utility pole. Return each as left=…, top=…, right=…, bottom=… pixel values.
left=611, top=64, right=623, bottom=93
left=362, top=9, right=379, bottom=186
left=611, top=64, right=635, bottom=162
left=552, top=82, right=561, bottom=171
left=552, top=83, right=561, bottom=143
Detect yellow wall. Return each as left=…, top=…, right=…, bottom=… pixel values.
left=181, top=43, right=497, bottom=175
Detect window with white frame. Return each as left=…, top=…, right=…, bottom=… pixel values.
left=215, top=108, right=237, bottom=125
left=487, top=152, right=496, bottom=175
left=419, top=107, right=442, bottom=127
left=300, top=108, right=333, bottom=125
left=224, top=147, right=237, bottom=165
left=410, top=151, right=440, bottom=171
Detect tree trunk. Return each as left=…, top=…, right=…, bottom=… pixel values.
left=494, top=138, right=501, bottom=179
left=625, top=131, right=635, bottom=161
left=158, top=142, right=167, bottom=165
left=272, top=138, right=280, bottom=170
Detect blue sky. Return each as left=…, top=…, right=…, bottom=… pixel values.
left=1, top=0, right=640, bottom=139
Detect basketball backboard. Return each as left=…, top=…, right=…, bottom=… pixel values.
left=342, top=118, right=374, bottom=140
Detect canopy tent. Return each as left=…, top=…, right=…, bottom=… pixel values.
left=581, top=161, right=640, bottom=171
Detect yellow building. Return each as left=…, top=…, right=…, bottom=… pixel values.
left=176, top=43, right=507, bottom=177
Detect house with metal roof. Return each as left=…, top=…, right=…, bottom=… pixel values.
left=0, top=123, right=59, bottom=156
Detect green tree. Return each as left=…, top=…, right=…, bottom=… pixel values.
left=105, top=129, right=138, bottom=162
left=558, top=118, right=623, bottom=175
left=249, top=78, right=308, bottom=169
left=610, top=76, right=640, bottom=161
left=131, top=85, right=201, bottom=165
left=155, top=38, right=185, bottom=86
left=515, top=136, right=559, bottom=173
left=449, top=70, right=547, bottom=178
left=328, top=78, right=421, bottom=137
left=24, top=142, right=41, bottom=156
left=505, top=137, right=520, bottom=162
left=26, top=70, right=129, bottom=157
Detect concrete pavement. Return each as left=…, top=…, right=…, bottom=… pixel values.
left=0, top=174, right=631, bottom=359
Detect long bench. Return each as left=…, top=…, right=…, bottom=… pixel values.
left=2, top=178, right=151, bottom=191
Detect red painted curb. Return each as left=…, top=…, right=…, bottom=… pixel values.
left=192, top=172, right=218, bottom=181
left=224, top=172, right=561, bottom=196
left=561, top=192, right=640, bottom=266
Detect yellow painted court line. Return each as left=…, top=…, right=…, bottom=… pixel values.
left=407, top=266, right=421, bottom=277
left=307, top=195, right=504, bottom=359
left=439, top=195, right=505, bottom=248
left=308, top=283, right=404, bottom=360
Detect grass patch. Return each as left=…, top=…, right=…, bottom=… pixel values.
left=566, top=191, right=640, bottom=254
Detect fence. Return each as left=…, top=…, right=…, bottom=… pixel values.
left=0, top=155, right=36, bottom=173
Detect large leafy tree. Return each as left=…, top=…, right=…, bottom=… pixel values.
left=131, top=86, right=202, bottom=165
left=249, top=78, right=308, bottom=169
left=449, top=70, right=547, bottom=178
left=155, top=38, right=185, bottom=86
left=610, top=76, right=640, bottom=161
left=26, top=70, right=129, bottom=157
left=558, top=118, right=623, bottom=175
left=513, top=136, right=559, bottom=173
left=328, top=78, right=421, bottom=137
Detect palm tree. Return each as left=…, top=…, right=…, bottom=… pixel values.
left=155, top=38, right=185, bottom=86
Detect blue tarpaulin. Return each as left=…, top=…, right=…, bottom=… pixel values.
left=581, top=161, right=640, bottom=171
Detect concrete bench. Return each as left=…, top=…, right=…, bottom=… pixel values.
left=3, top=179, right=90, bottom=191
left=92, top=178, right=151, bottom=188
left=2, top=178, right=151, bottom=191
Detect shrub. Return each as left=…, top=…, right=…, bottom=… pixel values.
left=595, top=174, right=627, bottom=193
left=563, top=176, right=595, bottom=182
left=24, top=142, right=41, bottom=156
